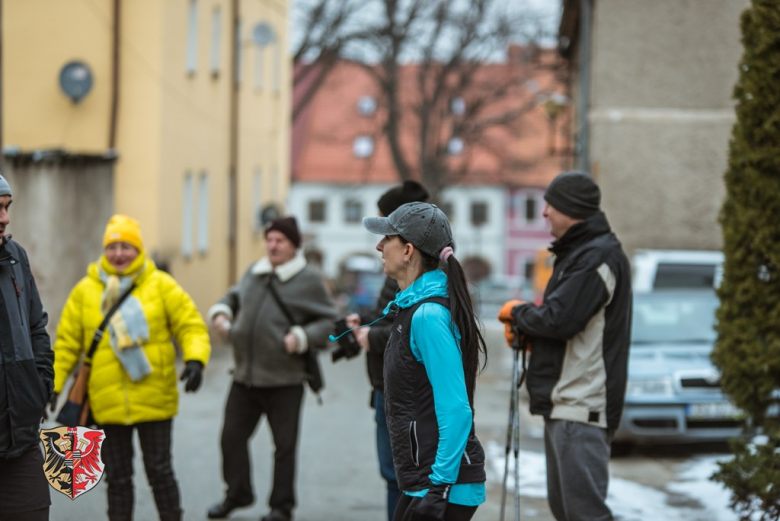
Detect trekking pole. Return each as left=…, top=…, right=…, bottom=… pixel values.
left=500, top=330, right=522, bottom=521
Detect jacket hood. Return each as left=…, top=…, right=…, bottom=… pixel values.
left=385, top=269, right=448, bottom=313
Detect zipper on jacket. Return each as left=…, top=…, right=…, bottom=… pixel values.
left=409, top=421, right=420, bottom=467
left=462, top=450, right=471, bottom=464
left=10, top=273, right=23, bottom=325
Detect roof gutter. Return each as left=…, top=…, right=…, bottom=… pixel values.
left=577, top=0, right=592, bottom=172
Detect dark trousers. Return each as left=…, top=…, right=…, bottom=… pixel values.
left=220, top=382, right=304, bottom=514
left=544, top=419, right=613, bottom=521
left=101, top=419, right=181, bottom=518
left=374, top=390, right=400, bottom=521
left=393, top=494, right=478, bottom=521
left=0, top=446, right=50, bottom=520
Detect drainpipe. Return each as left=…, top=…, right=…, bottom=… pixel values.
left=108, top=0, right=120, bottom=150
left=577, top=0, right=592, bottom=172
left=228, top=0, right=239, bottom=284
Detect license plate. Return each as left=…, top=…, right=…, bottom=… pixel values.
left=687, top=402, right=742, bottom=419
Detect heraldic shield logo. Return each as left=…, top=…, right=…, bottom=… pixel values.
left=40, top=426, right=106, bottom=500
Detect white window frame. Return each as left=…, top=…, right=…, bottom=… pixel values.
left=516, top=191, right=545, bottom=228
left=185, top=0, right=199, bottom=75
left=197, top=172, right=210, bottom=255
left=254, top=45, right=265, bottom=90
left=272, top=36, right=281, bottom=93
left=182, top=172, right=194, bottom=258
left=210, top=6, right=222, bottom=76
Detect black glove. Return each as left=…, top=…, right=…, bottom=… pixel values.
left=410, top=483, right=451, bottom=521
left=179, top=361, right=203, bottom=392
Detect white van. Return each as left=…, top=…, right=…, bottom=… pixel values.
left=632, top=249, right=724, bottom=293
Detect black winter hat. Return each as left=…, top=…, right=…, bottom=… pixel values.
left=377, top=180, right=430, bottom=216
left=544, top=171, right=601, bottom=219
left=264, top=216, right=302, bottom=248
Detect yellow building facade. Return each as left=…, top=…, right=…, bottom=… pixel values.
left=3, top=0, right=291, bottom=314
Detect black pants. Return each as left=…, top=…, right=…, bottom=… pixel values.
left=393, top=494, right=478, bottom=521
left=0, top=447, right=50, bottom=520
left=101, top=420, right=181, bottom=518
left=220, top=382, right=304, bottom=514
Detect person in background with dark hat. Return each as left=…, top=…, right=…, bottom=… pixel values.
left=53, top=213, right=211, bottom=521
left=498, top=171, right=632, bottom=521
left=207, top=216, right=338, bottom=521
left=343, top=180, right=429, bottom=521
left=0, top=174, right=54, bottom=521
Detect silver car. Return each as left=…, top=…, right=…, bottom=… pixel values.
left=614, top=290, right=744, bottom=448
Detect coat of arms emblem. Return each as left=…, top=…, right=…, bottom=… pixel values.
left=40, top=426, right=106, bottom=499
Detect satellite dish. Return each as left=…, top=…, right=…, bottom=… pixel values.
left=59, top=61, right=93, bottom=103
left=252, top=23, right=275, bottom=48
left=259, top=204, right=281, bottom=226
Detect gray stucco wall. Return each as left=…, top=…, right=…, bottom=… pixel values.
left=2, top=161, right=114, bottom=334
left=587, top=0, right=748, bottom=255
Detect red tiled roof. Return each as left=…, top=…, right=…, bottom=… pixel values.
left=292, top=49, right=572, bottom=189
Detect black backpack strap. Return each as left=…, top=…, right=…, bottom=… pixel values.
left=86, top=283, right=136, bottom=363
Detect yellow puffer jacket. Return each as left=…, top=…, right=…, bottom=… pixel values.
left=53, top=256, right=210, bottom=425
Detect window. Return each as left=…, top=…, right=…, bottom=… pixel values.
left=234, top=18, right=243, bottom=84
left=209, top=7, right=222, bottom=76
left=523, top=258, right=535, bottom=284
left=253, top=168, right=262, bottom=233
left=309, top=200, right=326, bottom=223
left=447, top=137, right=464, bottom=155
left=182, top=172, right=194, bottom=257
left=471, top=202, right=488, bottom=226
left=197, top=172, right=210, bottom=254
left=272, top=37, right=281, bottom=93
left=439, top=201, right=454, bottom=223
left=254, top=46, right=265, bottom=89
left=185, top=0, right=199, bottom=74
left=525, top=195, right=537, bottom=223
left=357, top=95, right=377, bottom=116
left=353, top=136, right=374, bottom=158
left=451, top=97, right=466, bottom=115
left=344, top=200, right=362, bottom=223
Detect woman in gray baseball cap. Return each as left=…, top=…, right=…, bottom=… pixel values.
left=363, top=201, right=487, bottom=521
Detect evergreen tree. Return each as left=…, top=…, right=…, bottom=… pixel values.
left=712, top=1, right=780, bottom=518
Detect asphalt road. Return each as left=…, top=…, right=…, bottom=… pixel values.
left=46, top=323, right=733, bottom=521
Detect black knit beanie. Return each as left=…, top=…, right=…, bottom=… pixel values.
left=544, top=171, right=601, bottom=219
left=377, top=180, right=430, bottom=216
left=264, top=216, right=301, bottom=248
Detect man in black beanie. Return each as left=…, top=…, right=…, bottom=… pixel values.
left=344, top=180, right=428, bottom=521
left=499, top=171, right=632, bottom=521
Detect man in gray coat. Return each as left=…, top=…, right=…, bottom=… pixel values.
left=206, top=216, right=338, bottom=521
left=0, top=174, right=54, bottom=520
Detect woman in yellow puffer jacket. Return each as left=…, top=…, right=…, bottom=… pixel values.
left=52, top=214, right=211, bottom=521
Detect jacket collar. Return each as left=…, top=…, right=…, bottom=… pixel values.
left=550, top=211, right=612, bottom=260
left=251, top=250, right=307, bottom=282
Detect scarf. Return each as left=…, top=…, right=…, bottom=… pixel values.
left=98, top=253, right=152, bottom=382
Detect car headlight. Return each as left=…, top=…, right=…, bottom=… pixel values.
left=626, top=376, right=673, bottom=397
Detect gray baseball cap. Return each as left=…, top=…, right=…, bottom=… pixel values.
left=363, top=201, right=453, bottom=258
left=0, top=175, right=11, bottom=197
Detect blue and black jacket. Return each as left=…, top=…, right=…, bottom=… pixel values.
left=383, top=269, right=486, bottom=506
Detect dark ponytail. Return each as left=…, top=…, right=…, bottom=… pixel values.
left=406, top=239, right=487, bottom=405
left=442, top=255, right=487, bottom=405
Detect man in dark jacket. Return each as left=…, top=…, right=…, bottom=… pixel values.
left=206, top=216, right=338, bottom=521
left=345, top=180, right=429, bottom=521
left=501, top=171, right=632, bottom=521
left=0, top=174, right=54, bottom=520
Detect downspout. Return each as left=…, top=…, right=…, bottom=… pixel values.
left=228, top=0, right=239, bottom=284
left=108, top=0, right=120, bottom=150
left=577, top=0, right=592, bottom=172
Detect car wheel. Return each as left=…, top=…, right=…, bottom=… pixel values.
left=610, top=440, right=634, bottom=458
